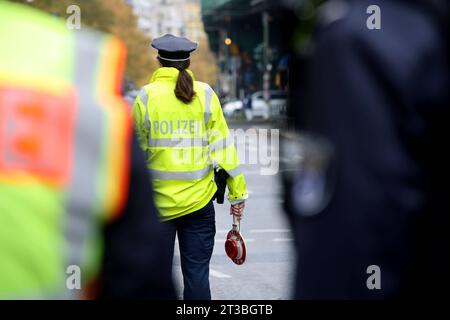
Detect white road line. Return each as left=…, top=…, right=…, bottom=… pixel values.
left=210, top=269, right=232, bottom=279
left=216, top=229, right=257, bottom=234
left=250, top=229, right=291, bottom=233
left=272, top=238, right=294, bottom=242
left=240, top=170, right=263, bottom=175
left=215, top=238, right=255, bottom=243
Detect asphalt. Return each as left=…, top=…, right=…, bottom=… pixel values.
left=172, top=120, right=296, bottom=300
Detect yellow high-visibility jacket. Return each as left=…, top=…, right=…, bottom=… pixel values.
left=133, top=67, right=248, bottom=221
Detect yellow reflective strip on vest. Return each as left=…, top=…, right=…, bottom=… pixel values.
left=150, top=164, right=212, bottom=180
left=204, top=84, right=212, bottom=125
left=149, top=137, right=208, bottom=148
left=226, top=165, right=242, bottom=178
left=139, top=88, right=150, bottom=130
left=63, top=31, right=106, bottom=269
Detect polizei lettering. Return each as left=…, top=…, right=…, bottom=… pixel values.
left=153, top=119, right=202, bottom=136
left=176, top=304, right=210, bottom=318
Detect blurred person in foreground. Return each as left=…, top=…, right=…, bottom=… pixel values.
left=0, top=1, right=175, bottom=299
left=284, top=0, right=449, bottom=298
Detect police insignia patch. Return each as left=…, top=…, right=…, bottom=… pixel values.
left=291, top=134, right=335, bottom=218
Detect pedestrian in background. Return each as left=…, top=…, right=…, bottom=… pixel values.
left=244, top=87, right=254, bottom=121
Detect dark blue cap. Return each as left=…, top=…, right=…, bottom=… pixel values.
left=151, top=34, right=198, bottom=61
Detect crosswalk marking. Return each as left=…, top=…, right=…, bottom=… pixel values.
left=215, top=238, right=255, bottom=243
left=250, top=229, right=291, bottom=233
left=272, top=238, right=294, bottom=242
left=210, top=269, right=232, bottom=278
left=218, top=228, right=291, bottom=234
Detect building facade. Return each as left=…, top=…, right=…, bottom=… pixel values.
left=128, top=0, right=207, bottom=43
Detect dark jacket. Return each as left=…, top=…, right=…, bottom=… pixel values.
left=288, top=0, right=449, bottom=299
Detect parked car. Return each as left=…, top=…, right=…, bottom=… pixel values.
left=222, top=90, right=287, bottom=120
left=222, top=99, right=244, bottom=118
left=250, top=92, right=270, bottom=119
left=268, top=91, right=288, bottom=116
left=251, top=90, right=287, bottom=119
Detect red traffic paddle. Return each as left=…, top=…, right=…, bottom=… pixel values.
left=225, top=215, right=246, bottom=265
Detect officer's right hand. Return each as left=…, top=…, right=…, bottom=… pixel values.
left=230, top=201, right=245, bottom=220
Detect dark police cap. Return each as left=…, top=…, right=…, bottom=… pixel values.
left=151, top=34, right=198, bottom=61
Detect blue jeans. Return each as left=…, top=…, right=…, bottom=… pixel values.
left=163, top=201, right=216, bottom=300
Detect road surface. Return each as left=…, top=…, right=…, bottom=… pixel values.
left=173, top=120, right=296, bottom=300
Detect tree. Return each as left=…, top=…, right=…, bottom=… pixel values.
left=190, top=36, right=218, bottom=85
left=11, top=0, right=218, bottom=87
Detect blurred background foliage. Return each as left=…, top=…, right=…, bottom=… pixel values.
left=190, top=37, right=218, bottom=86
left=11, top=0, right=217, bottom=88
left=284, top=0, right=327, bottom=54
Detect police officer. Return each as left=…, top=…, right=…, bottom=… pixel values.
left=133, top=34, right=248, bottom=300
left=284, top=0, right=449, bottom=299
left=0, top=1, right=175, bottom=299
